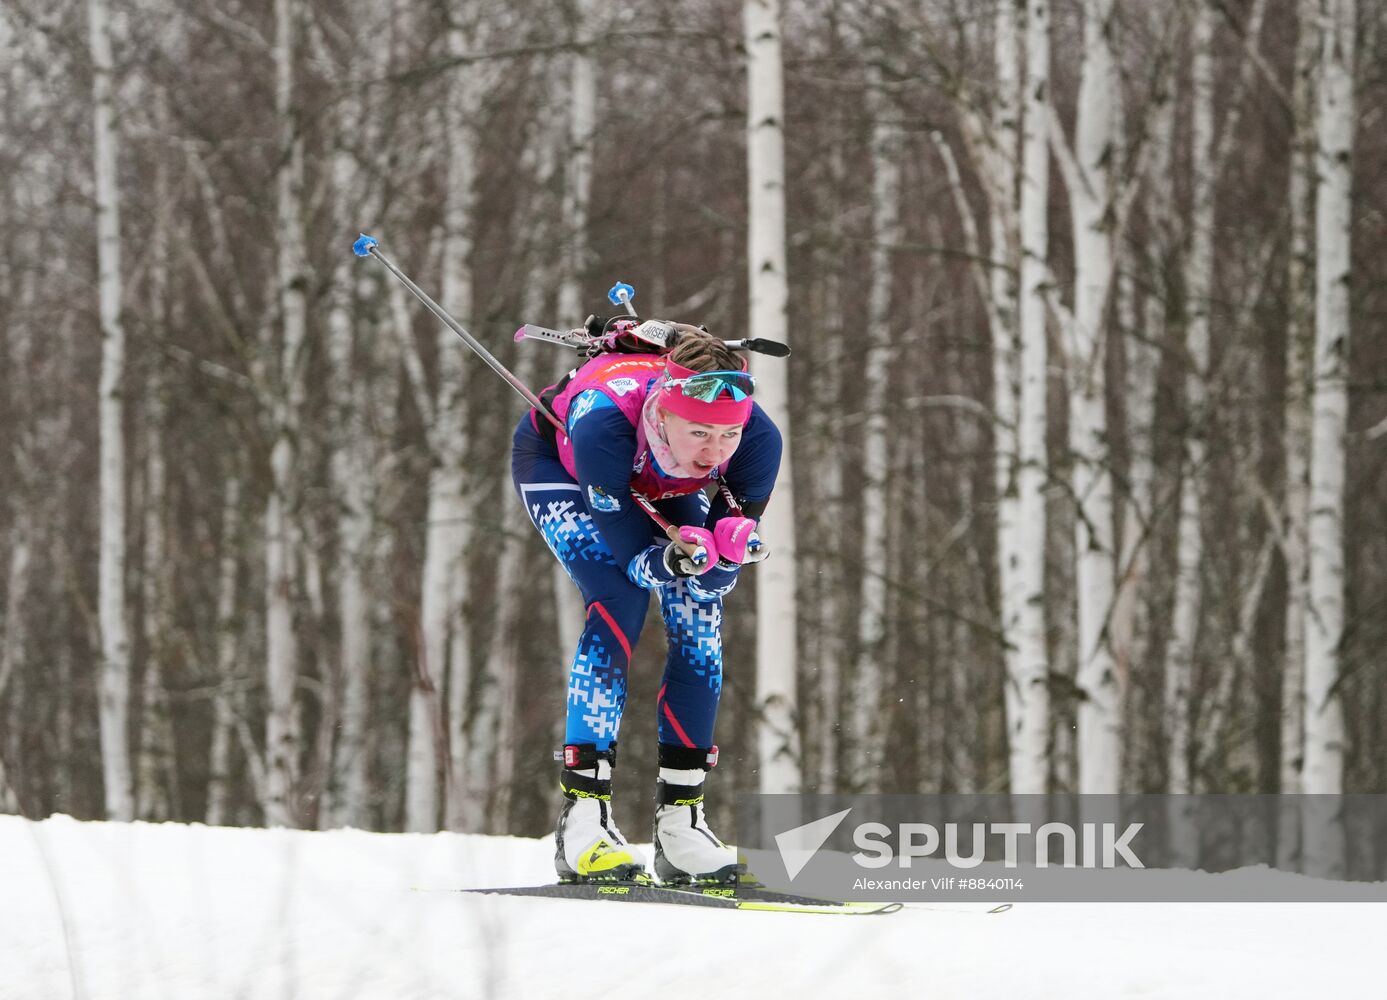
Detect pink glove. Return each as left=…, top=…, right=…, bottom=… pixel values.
left=664, top=525, right=719, bottom=576
left=713, top=517, right=762, bottom=564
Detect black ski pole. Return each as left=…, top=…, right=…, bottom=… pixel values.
left=352, top=234, right=562, bottom=432
left=352, top=235, right=709, bottom=567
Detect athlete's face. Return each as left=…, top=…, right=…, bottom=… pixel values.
left=660, top=407, right=744, bottom=475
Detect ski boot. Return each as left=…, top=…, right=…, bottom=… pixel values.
left=554, top=743, right=646, bottom=883
left=652, top=744, right=741, bottom=885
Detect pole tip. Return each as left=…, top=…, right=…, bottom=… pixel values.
left=352, top=234, right=379, bottom=257
left=606, top=281, right=635, bottom=306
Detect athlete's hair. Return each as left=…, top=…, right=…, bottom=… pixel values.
left=667, top=326, right=744, bottom=373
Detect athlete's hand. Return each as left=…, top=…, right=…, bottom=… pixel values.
left=713, top=517, right=765, bottom=565
left=663, top=526, right=718, bottom=576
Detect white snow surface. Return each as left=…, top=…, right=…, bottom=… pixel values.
left=1, top=814, right=1379, bottom=999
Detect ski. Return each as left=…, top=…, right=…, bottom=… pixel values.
left=457, top=879, right=902, bottom=916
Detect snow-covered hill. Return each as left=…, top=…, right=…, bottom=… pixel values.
left=1, top=814, right=1377, bottom=999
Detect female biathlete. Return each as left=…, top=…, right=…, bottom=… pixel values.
left=510, top=322, right=781, bottom=885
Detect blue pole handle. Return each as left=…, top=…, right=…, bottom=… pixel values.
left=352, top=234, right=379, bottom=257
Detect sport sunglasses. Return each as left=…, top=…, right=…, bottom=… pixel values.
left=662, top=369, right=757, bottom=402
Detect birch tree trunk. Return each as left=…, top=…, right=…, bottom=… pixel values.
left=390, top=274, right=441, bottom=832
left=1113, top=67, right=1173, bottom=783
left=403, top=411, right=458, bottom=832
left=812, top=141, right=848, bottom=792
left=849, top=68, right=901, bottom=792
left=89, top=0, right=134, bottom=822
left=745, top=0, right=800, bottom=792
left=989, top=0, right=1023, bottom=764
left=0, top=77, right=18, bottom=815
left=1066, top=0, right=1120, bottom=794
left=1005, top=0, right=1051, bottom=794
left=489, top=317, right=549, bottom=832
left=455, top=173, right=559, bottom=834
left=1, top=508, right=29, bottom=722
left=964, top=0, right=1026, bottom=791
left=299, top=492, right=332, bottom=828
left=265, top=0, right=309, bottom=828
left=1303, top=0, right=1355, bottom=803
left=137, top=136, right=176, bottom=821
left=1280, top=0, right=1319, bottom=816
left=1, top=393, right=31, bottom=814
left=2, top=224, right=35, bottom=813
left=1166, top=3, right=1215, bottom=796
left=485, top=78, right=565, bottom=831
left=551, top=0, right=597, bottom=680
left=329, top=378, right=373, bottom=829
left=325, top=75, right=375, bottom=828
left=206, top=478, right=242, bottom=827
left=427, top=16, right=480, bottom=834
left=557, top=0, right=596, bottom=327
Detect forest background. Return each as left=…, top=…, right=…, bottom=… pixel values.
left=1, top=0, right=1383, bottom=857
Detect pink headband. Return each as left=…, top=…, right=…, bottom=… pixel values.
left=658, top=358, right=754, bottom=425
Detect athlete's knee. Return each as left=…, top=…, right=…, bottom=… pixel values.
left=582, top=594, right=648, bottom=658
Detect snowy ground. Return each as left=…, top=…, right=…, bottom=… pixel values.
left=1, top=814, right=1379, bottom=1000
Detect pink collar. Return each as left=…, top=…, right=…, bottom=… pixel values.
left=639, top=391, right=713, bottom=481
